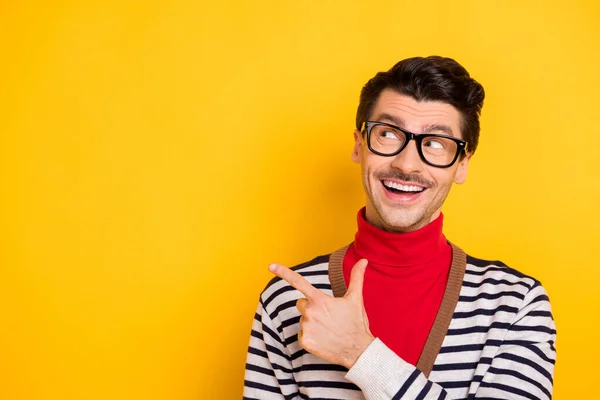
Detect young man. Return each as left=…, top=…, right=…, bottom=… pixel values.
left=243, top=56, right=556, bottom=399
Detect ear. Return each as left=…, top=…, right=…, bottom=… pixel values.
left=351, top=129, right=363, bottom=164
left=453, top=152, right=472, bottom=184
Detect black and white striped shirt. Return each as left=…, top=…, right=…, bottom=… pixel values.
left=244, top=245, right=556, bottom=399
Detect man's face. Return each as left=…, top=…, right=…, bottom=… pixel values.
left=352, top=89, right=471, bottom=233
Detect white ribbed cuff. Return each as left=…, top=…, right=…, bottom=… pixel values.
left=345, top=338, right=414, bottom=399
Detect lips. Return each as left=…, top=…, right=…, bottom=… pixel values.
left=382, top=180, right=425, bottom=193
left=381, top=180, right=426, bottom=202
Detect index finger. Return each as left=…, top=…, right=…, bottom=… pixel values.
left=269, top=264, right=323, bottom=300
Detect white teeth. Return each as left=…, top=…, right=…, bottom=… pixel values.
left=383, top=180, right=424, bottom=192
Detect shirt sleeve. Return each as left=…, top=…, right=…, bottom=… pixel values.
left=345, top=282, right=556, bottom=399
left=243, top=301, right=299, bottom=400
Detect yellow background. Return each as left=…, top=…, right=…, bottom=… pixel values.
left=1, top=1, right=598, bottom=399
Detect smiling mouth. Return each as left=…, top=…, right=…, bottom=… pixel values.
left=381, top=180, right=425, bottom=195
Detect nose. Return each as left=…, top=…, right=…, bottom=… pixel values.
left=390, top=139, right=424, bottom=173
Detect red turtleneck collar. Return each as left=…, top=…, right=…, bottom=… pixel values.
left=354, top=208, right=448, bottom=267
left=342, top=208, right=452, bottom=365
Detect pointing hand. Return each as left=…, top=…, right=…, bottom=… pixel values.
left=269, top=259, right=374, bottom=369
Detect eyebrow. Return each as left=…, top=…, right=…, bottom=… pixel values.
left=423, top=123, right=455, bottom=137
left=376, top=113, right=406, bottom=127
left=373, top=113, right=456, bottom=137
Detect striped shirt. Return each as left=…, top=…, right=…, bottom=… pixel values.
left=243, top=244, right=556, bottom=399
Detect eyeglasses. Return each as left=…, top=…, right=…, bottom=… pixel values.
left=362, top=121, right=467, bottom=168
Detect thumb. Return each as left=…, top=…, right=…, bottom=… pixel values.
left=345, top=259, right=368, bottom=301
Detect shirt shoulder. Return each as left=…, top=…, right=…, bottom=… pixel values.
left=465, top=254, right=542, bottom=290
left=461, top=253, right=554, bottom=316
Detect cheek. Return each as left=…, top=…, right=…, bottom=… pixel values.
left=363, top=155, right=389, bottom=178
left=429, top=169, right=456, bottom=190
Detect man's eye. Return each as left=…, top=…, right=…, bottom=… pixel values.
left=424, top=139, right=445, bottom=149
left=382, top=131, right=398, bottom=139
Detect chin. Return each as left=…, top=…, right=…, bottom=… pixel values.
left=379, top=210, right=425, bottom=232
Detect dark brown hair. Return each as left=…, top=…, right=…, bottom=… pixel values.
left=356, top=56, right=485, bottom=155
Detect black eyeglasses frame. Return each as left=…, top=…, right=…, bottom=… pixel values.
left=362, top=121, right=468, bottom=168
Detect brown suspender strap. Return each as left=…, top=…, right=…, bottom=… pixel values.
left=327, top=242, right=467, bottom=378
left=416, top=243, right=466, bottom=377
left=328, top=244, right=350, bottom=298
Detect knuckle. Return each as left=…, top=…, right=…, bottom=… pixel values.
left=298, top=334, right=306, bottom=349
left=296, top=298, right=308, bottom=312
left=298, top=334, right=312, bottom=352
left=303, top=306, right=315, bottom=319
